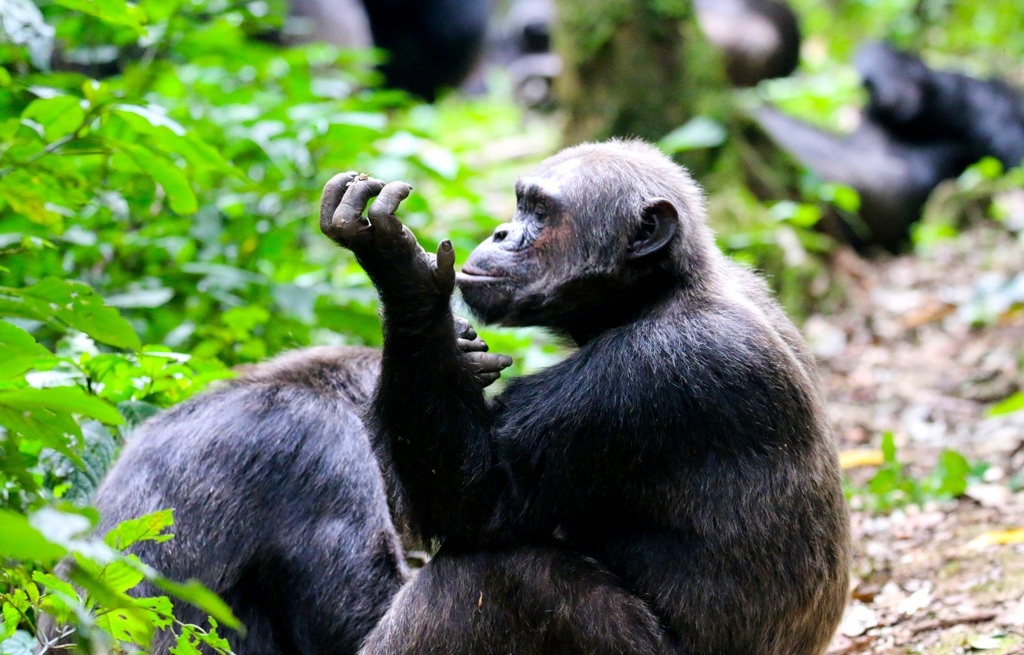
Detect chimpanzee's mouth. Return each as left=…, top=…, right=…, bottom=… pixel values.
left=457, top=265, right=507, bottom=283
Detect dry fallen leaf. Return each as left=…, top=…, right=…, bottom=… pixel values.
left=839, top=449, right=885, bottom=469
left=966, top=527, right=1024, bottom=550
left=839, top=602, right=879, bottom=637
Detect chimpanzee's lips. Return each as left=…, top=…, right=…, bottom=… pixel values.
left=456, top=264, right=506, bottom=284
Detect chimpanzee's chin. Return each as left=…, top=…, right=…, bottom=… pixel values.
left=458, top=284, right=513, bottom=326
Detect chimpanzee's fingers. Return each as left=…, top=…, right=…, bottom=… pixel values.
left=476, top=371, right=501, bottom=388
left=463, top=351, right=514, bottom=373
left=368, top=181, right=413, bottom=233
left=453, top=316, right=477, bottom=340
left=457, top=337, right=489, bottom=353
left=434, top=240, right=456, bottom=290
left=335, top=177, right=387, bottom=225
left=320, top=172, right=359, bottom=233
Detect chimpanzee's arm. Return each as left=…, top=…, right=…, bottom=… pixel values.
left=320, top=173, right=512, bottom=544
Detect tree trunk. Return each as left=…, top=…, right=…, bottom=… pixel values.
left=552, top=0, right=723, bottom=145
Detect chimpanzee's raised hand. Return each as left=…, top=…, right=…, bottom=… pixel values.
left=320, top=172, right=454, bottom=302
left=454, top=316, right=513, bottom=388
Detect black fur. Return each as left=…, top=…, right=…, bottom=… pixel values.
left=81, top=347, right=404, bottom=655
left=857, top=41, right=1024, bottom=169
left=321, top=141, right=851, bottom=655
left=754, top=104, right=971, bottom=249
left=288, top=0, right=491, bottom=101
left=754, top=41, right=1024, bottom=249
left=41, top=330, right=508, bottom=655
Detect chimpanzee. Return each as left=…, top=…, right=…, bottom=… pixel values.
left=288, top=0, right=492, bottom=100
left=754, top=41, right=1024, bottom=249
left=40, top=327, right=509, bottom=654
left=319, top=142, right=851, bottom=655
left=695, top=0, right=802, bottom=86
left=857, top=41, right=1024, bottom=170
left=754, top=104, right=972, bottom=249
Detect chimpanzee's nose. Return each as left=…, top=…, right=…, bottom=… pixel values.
left=492, top=224, right=512, bottom=243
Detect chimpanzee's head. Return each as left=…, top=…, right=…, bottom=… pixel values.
left=456, top=140, right=716, bottom=333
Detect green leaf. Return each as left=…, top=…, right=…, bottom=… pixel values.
left=0, top=510, right=68, bottom=564
left=49, top=0, right=145, bottom=32
left=659, top=117, right=727, bottom=152
left=152, top=579, right=242, bottom=632
left=934, top=449, right=970, bottom=497
left=0, top=320, right=58, bottom=382
left=94, top=605, right=154, bottom=647
left=134, top=596, right=174, bottom=629
left=116, top=142, right=197, bottom=214
left=0, top=279, right=141, bottom=350
left=105, top=510, right=175, bottom=550
left=989, top=392, right=1024, bottom=416
left=1, top=604, right=19, bottom=639
left=171, top=627, right=202, bottom=655
left=99, top=559, right=147, bottom=593
left=31, top=572, right=78, bottom=602
left=0, top=387, right=124, bottom=424
left=881, top=432, right=897, bottom=464
left=0, top=630, right=35, bottom=655
left=22, top=96, right=85, bottom=141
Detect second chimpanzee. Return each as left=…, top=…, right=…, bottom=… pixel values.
left=857, top=41, right=1024, bottom=170
left=40, top=327, right=508, bottom=655
left=320, top=140, right=850, bottom=655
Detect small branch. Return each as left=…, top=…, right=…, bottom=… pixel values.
left=0, top=111, right=95, bottom=179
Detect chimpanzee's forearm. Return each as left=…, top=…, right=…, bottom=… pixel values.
left=368, top=285, right=507, bottom=546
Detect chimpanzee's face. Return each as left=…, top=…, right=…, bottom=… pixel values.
left=456, top=159, right=588, bottom=327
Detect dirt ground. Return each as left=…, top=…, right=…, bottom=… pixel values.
left=810, top=221, right=1024, bottom=654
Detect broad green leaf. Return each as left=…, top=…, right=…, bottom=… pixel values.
left=22, top=96, right=85, bottom=141
left=171, top=628, right=202, bottom=655
left=134, top=596, right=174, bottom=629
left=0, top=630, right=35, bottom=655
left=989, top=392, right=1024, bottom=416
left=153, top=579, right=242, bottom=632
left=0, top=320, right=57, bottom=381
left=116, top=142, right=197, bottom=214
left=934, top=450, right=970, bottom=497
left=659, top=116, right=727, bottom=152
left=95, top=606, right=154, bottom=647
left=0, top=510, right=67, bottom=564
left=0, top=387, right=123, bottom=424
left=1, top=604, right=19, bottom=639
left=31, top=572, right=78, bottom=601
left=99, top=560, right=147, bottom=594
left=0, top=279, right=140, bottom=350
left=105, top=510, right=175, bottom=550
left=49, top=0, right=145, bottom=32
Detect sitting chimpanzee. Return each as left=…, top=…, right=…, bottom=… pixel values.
left=319, top=141, right=851, bottom=655
left=857, top=41, right=1024, bottom=170
left=754, top=104, right=972, bottom=249
left=40, top=326, right=509, bottom=654
left=755, top=42, right=1024, bottom=249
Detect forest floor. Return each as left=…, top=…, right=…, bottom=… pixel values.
left=813, top=219, right=1024, bottom=654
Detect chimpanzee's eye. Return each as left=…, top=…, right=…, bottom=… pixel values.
left=534, top=201, right=548, bottom=219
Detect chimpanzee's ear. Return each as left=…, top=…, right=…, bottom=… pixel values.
left=627, top=198, right=678, bottom=260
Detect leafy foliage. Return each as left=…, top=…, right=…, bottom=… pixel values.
left=846, top=433, right=986, bottom=512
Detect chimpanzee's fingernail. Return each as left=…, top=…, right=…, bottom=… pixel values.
left=441, top=240, right=453, bottom=252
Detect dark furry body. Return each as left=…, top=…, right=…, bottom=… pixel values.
left=58, top=347, right=407, bottom=655
left=321, top=141, right=851, bottom=655
left=756, top=42, right=1024, bottom=249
